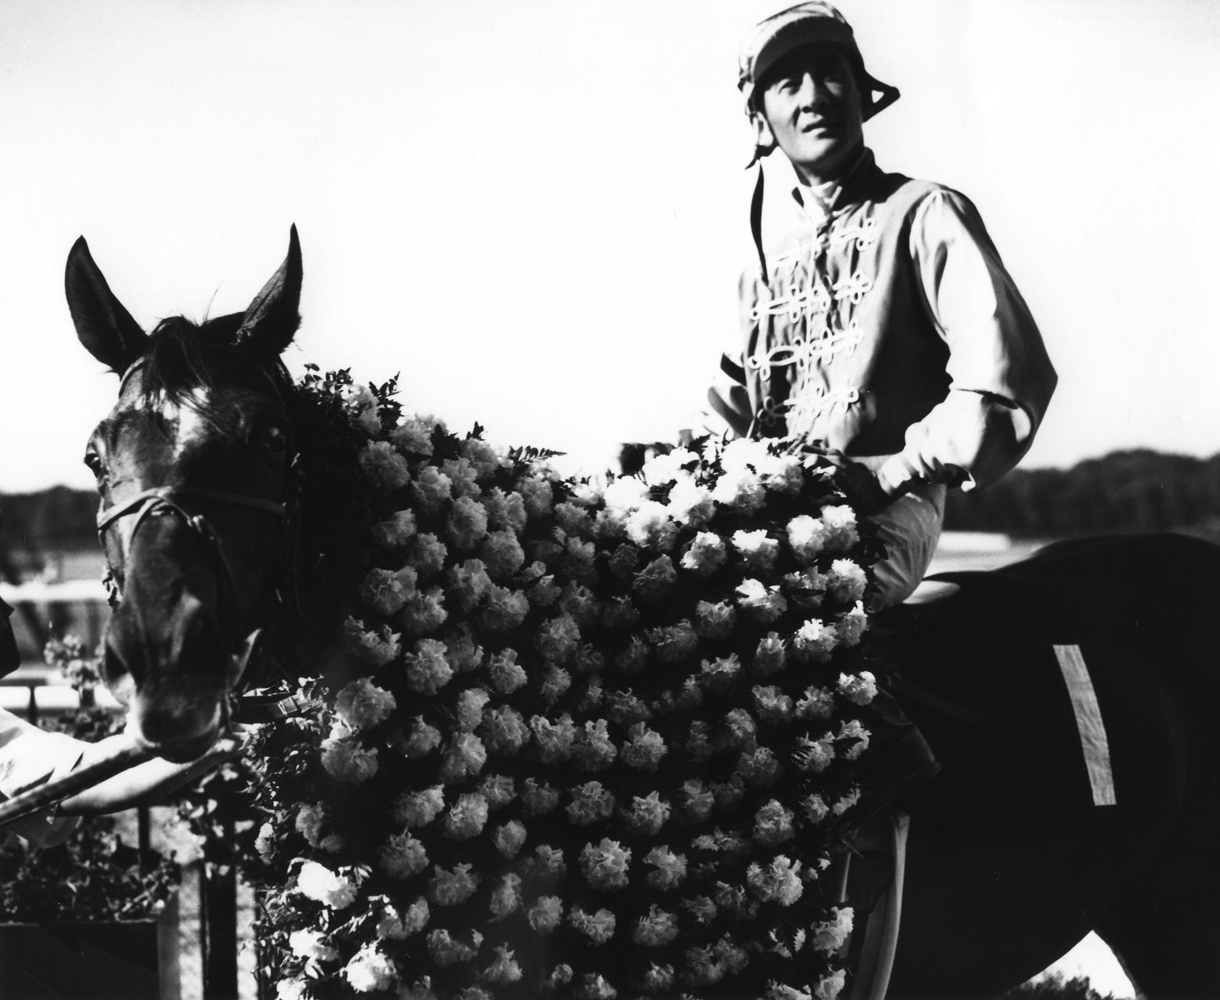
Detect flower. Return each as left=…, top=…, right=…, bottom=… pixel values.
left=794, top=734, right=835, bottom=773
left=643, top=846, right=687, bottom=890
left=528, top=895, right=564, bottom=933
left=519, top=779, right=560, bottom=817
left=404, top=638, right=453, bottom=694
left=399, top=716, right=442, bottom=758
left=400, top=587, right=448, bottom=636
left=827, top=558, right=868, bottom=604
left=441, top=457, right=481, bottom=499
left=482, top=705, right=530, bottom=755
left=746, top=855, right=803, bottom=905
left=753, top=633, right=788, bottom=676
left=620, top=723, right=667, bottom=771
left=480, top=585, right=529, bottom=631
left=426, top=928, right=479, bottom=967
left=372, top=509, right=417, bottom=549
left=732, top=528, right=780, bottom=574
left=759, top=452, right=804, bottom=494
left=443, top=792, right=489, bottom=840
left=752, top=685, right=793, bottom=724
left=837, top=718, right=871, bottom=760
left=380, top=833, right=428, bottom=878
left=693, top=600, right=736, bottom=640
left=838, top=600, right=869, bottom=646
left=535, top=613, right=581, bottom=662
left=796, top=685, right=836, bottom=720
left=793, top=618, right=838, bottom=662
left=786, top=514, right=829, bottom=564
left=296, top=860, right=358, bottom=909
left=566, top=781, right=616, bottom=825
left=488, top=874, right=523, bottom=920
left=603, top=476, right=649, bottom=514
left=460, top=437, right=501, bottom=479
left=572, top=719, right=617, bottom=772
left=393, top=785, right=446, bottom=828
left=456, top=687, right=491, bottom=731
left=321, top=734, right=379, bottom=783
left=579, top=837, right=632, bottom=891
left=410, top=467, right=452, bottom=516
left=344, top=618, right=401, bottom=666
left=492, top=820, right=527, bottom=858
left=518, top=475, right=554, bottom=519
left=360, top=441, right=411, bottom=492
left=801, top=793, right=831, bottom=824
left=289, top=928, right=338, bottom=962
left=276, top=979, right=309, bottom=1000
left=343, top=945, right=397, bottom=993
left=480, top=529, right=526, bottom=580
left=666, top=476, right=714, bottom=526
left=622, top=791, right=671, bottom=835
left=812, top=906, right=854, bottom=953
left=837, top=670, right=878, bottom=705
left=700, top=654, right=741, bottom=695
left=633, top=905, right=680, bottom=946
left=680, top=531, right=727, bottom=575
left=646, top=621, right=698, bottom=663
left=753, top=800, right=796, bottom=847
left=438, top=732, right=487, bottom=783
left=736, top=578, right=787, bottom=622
left=335, top=678, right=397, bottom=731
left=488, top=648, right=528, bottom=694
left=483, top=488, right=528, bottom=534
left=407, top=533, right=448, bottom=579
left=632, top=554, right=678, bottom=603
left=821, top=504, right=859, bottom=553
left=446, top=496, right=489, bottom=551
left=625, top=500, right=677, bottom=550
left=481, top=944, right=523, bottom=983
left=360, top=566, right=417, bottom=616
left=568, top=906, right=616, bottom=945
left=392, top=415, right=442, bottom=456
left=711, top=467, right=766, bottom=513
left=815, top=970, right=848, bottom=1000
left=295, top=802, right=329, bottom=847
left=428, top=862, right=480, bottom=906
left=720, top=437, right=771, bottom=471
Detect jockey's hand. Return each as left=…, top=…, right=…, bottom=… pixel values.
left=830, top=460, right=896, bottom=517
left=804, top=446, right=901, bottom=516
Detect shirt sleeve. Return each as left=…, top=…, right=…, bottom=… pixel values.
left=0, top=710, right=86, bottom=847
left=703, top=270, right=757, bottom=439
left=880, top=188, right=1057, bottom=493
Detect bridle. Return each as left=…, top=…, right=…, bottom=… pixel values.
left=96, top=348, right=303, bottom=698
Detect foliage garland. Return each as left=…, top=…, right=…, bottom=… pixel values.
left=241, top=367, right=889, bottom=1000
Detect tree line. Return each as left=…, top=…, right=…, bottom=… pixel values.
left=2, top=449, right=1219, bottom=557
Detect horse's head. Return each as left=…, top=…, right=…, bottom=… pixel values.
left=67, top=229, right=302, bottom=761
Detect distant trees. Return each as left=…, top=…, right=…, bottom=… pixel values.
left=1003, top=973, right=1115, bottom=1000
left=3, top=449, right=1220, bottom=554
left=945, top=449, right=1220, bottom=539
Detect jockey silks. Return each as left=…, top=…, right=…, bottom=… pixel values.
left=715, top=148, right=1057, bottom=495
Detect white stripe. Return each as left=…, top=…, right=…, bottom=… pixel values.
left=1053, top=644, right=1117, bottom=807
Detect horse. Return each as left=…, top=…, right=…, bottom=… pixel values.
left=64, top=231, right=1220, bottom=999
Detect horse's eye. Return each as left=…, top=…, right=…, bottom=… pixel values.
left=84, top=449, right=105, bottom=480
left=263, top=425, right=289, bottom=457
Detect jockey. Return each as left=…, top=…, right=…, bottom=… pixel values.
left=712, top=2, right=1057, bottom=820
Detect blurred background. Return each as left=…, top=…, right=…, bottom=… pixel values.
left=2, top=2, right=1217, bottom=995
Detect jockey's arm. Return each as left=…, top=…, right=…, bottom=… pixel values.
left=876, top=189, right=1057, bottom=497
left=57, top=730, right=247, bottom=816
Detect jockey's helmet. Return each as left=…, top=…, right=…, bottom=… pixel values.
left=738, top=2, right=899, bottom=131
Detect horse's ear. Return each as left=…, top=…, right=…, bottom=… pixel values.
left=236, top=225, right=302, bottom=359
left=65, top=236, right=149, bottom=374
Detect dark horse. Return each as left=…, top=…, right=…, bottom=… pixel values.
left=66, top=231, right=1220, bottom=998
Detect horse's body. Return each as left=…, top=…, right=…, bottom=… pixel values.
left=887, top=532, right=1220, bottom=998
left=63, top=232, right=1220, bottom=998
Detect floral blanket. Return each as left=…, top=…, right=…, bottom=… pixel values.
left=250, top=370, right=884, bottom=1000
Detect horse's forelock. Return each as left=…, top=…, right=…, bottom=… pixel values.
left=135, top=315, right=289, bottom=415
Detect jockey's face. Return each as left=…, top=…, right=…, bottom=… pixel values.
left=756, top=46, right=865, bottom=185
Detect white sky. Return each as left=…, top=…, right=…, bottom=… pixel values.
left=2, top=0, right=1218, bottom=498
